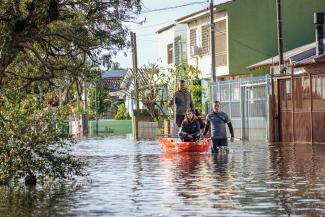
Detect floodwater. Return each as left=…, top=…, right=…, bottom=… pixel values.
left=0, top=137, right=324, bottom=217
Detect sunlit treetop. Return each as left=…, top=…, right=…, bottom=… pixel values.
left=0, top=0, right=142, bottom=88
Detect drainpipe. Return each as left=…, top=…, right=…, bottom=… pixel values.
left=314, top=12, right=324, bottom=56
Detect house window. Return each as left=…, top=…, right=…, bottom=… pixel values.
left=174, top=36, right=185, bottom=66
left=167, top=43, right=173, bottom=64
left=201, top=25, right=210, bottom=55
left=190, top=28, right=197, bottom=57
left=215, top=19, right=227, bottom=66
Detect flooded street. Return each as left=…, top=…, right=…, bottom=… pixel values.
left=0, top=137, right=324, bottom=216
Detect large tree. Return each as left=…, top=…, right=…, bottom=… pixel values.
left=0, top=0, right=142, bottom=185
left=0, top=0, right=141, bottom=88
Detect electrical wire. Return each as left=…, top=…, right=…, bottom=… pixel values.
left=137, top=39, right=158, bottom=43
left=141, top=2, right=151, bottom=11
left=131, top=1, right=209, bottom=31
left=130, top=20, right=175, bottom=31
left=141, top=1, right=207, bottom=14
left=137, top=33, right=156, bottom=37
left=134, top=0, right=273, bottom=61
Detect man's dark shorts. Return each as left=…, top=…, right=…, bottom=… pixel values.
left=176, top=114, right=185, bottom=127
left=211, top=138, right=228, bottom=153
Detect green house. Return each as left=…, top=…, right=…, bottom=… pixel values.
left=167, top=0, right=325, bottom=79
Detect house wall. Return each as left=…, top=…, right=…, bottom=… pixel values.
left=219, top=0, right=325, bottom=75
left=187, top=10, right=229, bottom=79
left=183, top=0, right=325, bottom=77
left=125, top=97, right=135, bottom=116
left=158, top=27, right=175, bottom=66
left=157, top=24, right=187, bottom=67
left=125, top=96, right=145, bottom=116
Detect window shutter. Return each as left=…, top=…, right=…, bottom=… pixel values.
left=190, top=28, right=197, bottom=57
left=215, top=19, right=227, bottom=66
left=201, top=25, right=210, bottom=55
left=174, top=36, right=181, bottom=66
left=167, top=43, right=173, bottom=64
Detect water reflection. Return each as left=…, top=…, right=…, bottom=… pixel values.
left=0, top=138, right=324, bottom=217
left=269, top=143, right=325, bottom=216
left=0, top=183, right=81, bottom=217
left=159, top=153, right=215, bottom=215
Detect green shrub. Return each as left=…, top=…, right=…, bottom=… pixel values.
left=0, top=97, right=85, bottom=185
left=114, top=103, right=130, bottom=120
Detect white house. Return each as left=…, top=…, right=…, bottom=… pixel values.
left=177, top=10, right=229, bottom=79
left=156, top=23, right=187, bottom=67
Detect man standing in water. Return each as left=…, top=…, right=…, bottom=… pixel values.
left=169, top=80, right=195, bottom=127
left=203, top=101, right=234, bottom=153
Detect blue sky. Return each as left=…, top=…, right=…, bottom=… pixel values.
left=112, top=0, right=212, bottom=68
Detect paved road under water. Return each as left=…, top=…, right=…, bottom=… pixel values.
left=0, top=137, right=324, bottom=216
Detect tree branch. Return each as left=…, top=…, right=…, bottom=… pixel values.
left=19, top=43, right=68, bottom=71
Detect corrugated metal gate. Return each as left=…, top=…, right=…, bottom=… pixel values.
left=211, top=75, right=270, bottom=141
left=276, top=72, right=325, bottom=143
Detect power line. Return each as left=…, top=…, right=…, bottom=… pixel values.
left=137, top=33, right=156, bottom=37
left=130, top=20, right=175, bottom=31
left=137, top=39, right=158, bottom=43
left=141, top=3, right=151, bottom=11
left=131, top=1, right=209, bottom=31
left=213, top=29, right=273, bottom=57
left=141, top=1, right=207, bottom=14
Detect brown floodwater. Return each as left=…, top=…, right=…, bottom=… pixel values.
left=0, top=137, right=324, bottom=216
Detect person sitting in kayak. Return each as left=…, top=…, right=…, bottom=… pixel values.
left=178, top=109, right=201, bottom=142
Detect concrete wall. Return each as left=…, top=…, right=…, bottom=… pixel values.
left=88, top=120, right=132, bottom=136
left=138, top=121, right=159, bottom=140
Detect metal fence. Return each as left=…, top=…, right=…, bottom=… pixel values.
left=277, top=72, right=325, bottom=143
left=211, top=75, right=271, bottom=141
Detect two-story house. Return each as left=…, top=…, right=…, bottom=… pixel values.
left=156, top=23, right=187, bottom=67
left=158, top=0, right=325, bottom=79
left=157, top=0, right=325, bottom=140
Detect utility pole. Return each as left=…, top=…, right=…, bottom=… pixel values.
left=210, top=0, right=216, bottom=82
left=95, top=84, right=99, bottom=136
left=131, top=32, right=140, bottom=140
left=272, top=0, right=284, bottom=142
left=276, top=0, right=284, bottom=74
left=81, top=81, right=89, bottom=137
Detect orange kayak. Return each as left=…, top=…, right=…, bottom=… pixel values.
left=159, top=136, right=211, bottom=153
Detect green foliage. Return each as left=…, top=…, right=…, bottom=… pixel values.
left=166, top=63, right=200, bottom=97
left=0, top=94, right=85, bottom=185
left=114, top=103, right=130, bottom=120
left=135, top=64, right=169, bottom=121
left=0, top=1, right=142, bottom=184
left=110, top=62, right=121, bottom=70
left=0, top=0, right=142, bottom=87
left=168, top=63, right=200, bottom=84
left=166, top=63, right=203, bottom=118
left=188, top=82, right=206, bottom=114
left=128, top=63, right=203, bottom=121
left=88, top=84, right=112, bottom=119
